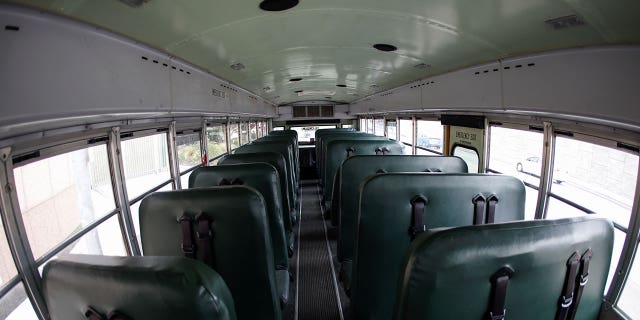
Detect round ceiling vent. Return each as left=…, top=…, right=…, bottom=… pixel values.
left=373, top=44, right=397, bottom=52
left=259, top=0, right=299, bottom=12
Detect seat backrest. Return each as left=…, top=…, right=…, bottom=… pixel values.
left=323, top=139, right=405, bottom=201
left=319, top=133, right=378, bottom=181
left=139, top=187, right=281, bottom=320
left=189, top=163, right=288, bottom=269
left=234, top=141, right=296, bottom=206
left=336, top=155, right=468, bottom=263
left=218, top=152, right=294, bottom=227
left=351, top=173, right=525, bottom=320
left=315, top=130, right=365, bottom=176
left=43, top=255, right=236, bottom=320
left=394, top=217, right=613, bottom=320
left=256, top=135, right=299, bottom=183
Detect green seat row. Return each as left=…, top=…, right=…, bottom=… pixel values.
left=43, top=255, right=236, bottom=320
left=334, top=155, right=469, bottom=291
left=322, top=138, right=406, bottom=211
left=189, top=163, right=291, bottom=306
left=351, top=173, right=526, bottom=319
left=395, top=216, right=613, bottom=320
left=140, top=187, right=283, bottom=320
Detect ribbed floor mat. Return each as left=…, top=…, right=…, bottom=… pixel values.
left=293, top=180, right=344, bottom=320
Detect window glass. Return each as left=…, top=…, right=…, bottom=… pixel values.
left=342, top=124, right=353, bottom=129
left=366, top=119, right=374, bottom=134
left=386, top=120, right=397, bottom=140
left=399, top=119, right=413, bottom=144
left=176, top=132, right=201, bottom=172
left=256, top=122, right=263, bottom=138
left=374, top=119, right=385, bottom=136
left=13, top=145, right=115, bottom=259
left=240, top=122, right=248, bottom=145
left=130, top=184, right=173, bottom=250
left=416, top=120, right=443, bottom=153
left=229, top=124, right=240, bottom=150
left=550, top=137, right=638, bottom=228
left=291, top=125, right=336, bottom=142
left=489, top=127, right=544, bottom=186
left=0, top=217, right=17, bottom=289
left=37, top=215, right=126, bottom=267
left=618, top=245, right=640, bottom=318
left=273, top=126, right=284, bottom=131
left=207, top=125, right=227, bottom=159
left=453, top=145, right=479, bottom=173
left=249, top=122, right=258, bottom=141
left=0, top=283, right=38, bottom=320
left=121, top=134, right=170, bottom=200
left=359, top=119, right=366, bottom=132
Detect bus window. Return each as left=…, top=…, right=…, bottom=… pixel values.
left=386, top=120, right=397, bottom=140
left=207, top=124, right=227, bottom=161
left=249, top=122, right=257, bottom=141
left=121, top=134, right=171, bottom=199
left=0, top=283, right=38, bottom=320
left=399, top=119, right=413, bottom=147
left=342, top=124, right=353, bottom=129
left=272, top=126, right=284, bottom=131
left=488, top=126, right=544, bottom=220
left=366, top=118, right=374, bottom=134
left=416, top=120, right=443, bottom=155
left=359, top=118, right=366, bottom=132
left=13, top=145, right=116, bottom=260
left=229, top=123, right=240, bottom=150
left=452, top=145, right=479, bottom=173
left=176, top=131, right=202, bottom=188
left=240, top=122, right=249, bottom=145
left=546, top=137, right=638, bottom=294
left=618, top=250, right=640, bottom=318
left=374, top=119, right=385, bottom=137
left=0, top=217, right=18, bottom=287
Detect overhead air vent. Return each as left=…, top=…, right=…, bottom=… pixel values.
left=230, top=63, right=245, bottom=70
left=289, top=77, right=303, bottom=82
left=545, top=14, right=584, bottom=29
left=292, top=105, right=335, bottom=118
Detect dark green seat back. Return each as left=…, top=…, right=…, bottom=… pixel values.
left=218, top=152, right=294, bottom=230
left=336, top=155, right=468, bottom=263
left=351, top=173, right=525, bottom=320
left=315, top=130, right=366, bottom=179
left=189, top=163, right=288, bottom=269
left=319, top=133, right=378, bottom=185
left=256, top=135, right=299, bottom=184
left=314, top=128, right=355, bottom=163
left=139, top=187, right=281, bottom=320
left=395, top=217, right=613, bottom=320
left=323, top=139, right=405, bottom=202
left=43, top=255, right=236, bottom=320
left=234, top=141, right=296, bottom=206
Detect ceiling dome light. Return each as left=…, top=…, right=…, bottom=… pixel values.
left=289, top=77, right=303, bottom=82
left=259, top=0, right=299, bottom=12
left=373, top=44, right=397, bottom=52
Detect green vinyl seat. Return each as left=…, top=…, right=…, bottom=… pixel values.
left=42, top=255, right=236, bottom=320
left=189, top=163, right=290, bottom=305
left=351, top=173, right=525, bottom=320
left=315, top=129, right=361, bottom=178
left=218, top=152, right=296, bottom=243
left=256, top=135, right=299, bottom=187
left=322, top=139, right=405, bottom=210
left=395, top=216, right=613, bottom=320
left=234, top=141, right=297, bottom=209
left=335, top=155, right=468, bottom=291
left=139, top=187, right=282, bottom=320
left=319, top=133, right=379, bottom=188
left=314, top=128, right=355, bottom=170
